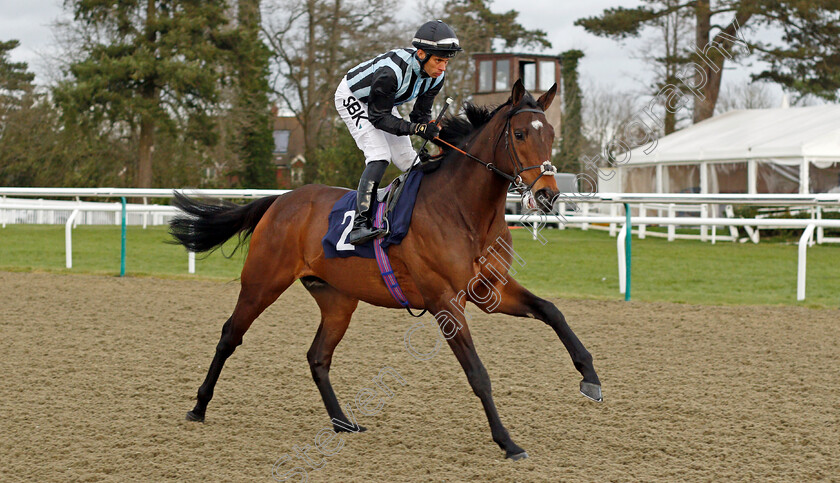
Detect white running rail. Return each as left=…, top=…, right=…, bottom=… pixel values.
left=2, top=189, right=839, bottom=299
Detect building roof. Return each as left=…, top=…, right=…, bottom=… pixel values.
left=626, top=105, right=840, bottom=167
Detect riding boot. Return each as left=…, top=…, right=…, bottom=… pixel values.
left=347, top=160, right=389, bottom=245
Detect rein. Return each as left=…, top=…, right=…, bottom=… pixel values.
left=433, top=106, right=558, bottom=194
left=434, top=137, right=519, bottom=183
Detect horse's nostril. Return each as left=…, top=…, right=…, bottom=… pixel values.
left=534, top=189, right=557, bottom=212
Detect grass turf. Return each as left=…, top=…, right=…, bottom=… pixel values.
left=1, top=224, right=837, bottom=308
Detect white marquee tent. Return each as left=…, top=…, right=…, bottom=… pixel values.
left=617, top=105, right=840, bottom=195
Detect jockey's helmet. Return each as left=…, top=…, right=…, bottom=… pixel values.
left=412, top=20, right=463, bottom=59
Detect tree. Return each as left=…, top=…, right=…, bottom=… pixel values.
left=0, top=40, right=36, bottom=133
left=554, top=50, right=584, bottom=174
left=307, top=126, right=365, bottom=187
left=231, top=0, right=276, bottom=188
left=631, top=0, right=694, bottom=134
left=225, top=0, right=277, bottom=189
left=1, top=88, right=221, bottom=188
left=54, top=0, right=237, bottom=187
left=575, top=1, right=767, bottom=124
left=752, top=2, right=840, bottom=102
left=263, top=0, right=405, bottom=174
left=0, top=92, right=139, bottom=187
left=715, top=79, right=774, bottom=114
left=432, top=0, right=552, bottom=109
left=581, top=81, right=639, bottom=156
left=0, top=39, right=52, bottom=186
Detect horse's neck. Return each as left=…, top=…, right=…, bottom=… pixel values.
left=424, top=137, right=511, bottom=239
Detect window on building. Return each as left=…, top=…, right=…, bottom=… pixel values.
left=495, top=60, right=509, bottom=91
left=478, top=60, right=493, bottom=92
left=520, top=61, right=536, bottom=91
left=273, top=130, right=290, bottom=153
left=539, top=61, right=556, bottom=91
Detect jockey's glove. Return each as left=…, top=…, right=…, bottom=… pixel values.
left=410, top=121, right=440, bottom=141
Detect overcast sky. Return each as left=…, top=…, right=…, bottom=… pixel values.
left=2, top=0, right=782, bottom=103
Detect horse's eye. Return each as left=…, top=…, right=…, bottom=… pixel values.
left=514, top=131, right=524, bottom=140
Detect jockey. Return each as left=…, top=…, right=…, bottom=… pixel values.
left=335, top=20, right=462, bottom=245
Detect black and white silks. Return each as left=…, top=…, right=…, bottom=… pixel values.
left=344, top=48, right=444, bottom=136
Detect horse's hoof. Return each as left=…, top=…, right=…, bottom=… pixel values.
left=186, top=410, right=205, bottom=422
left=507, top=451, right=529, bottom=461
left=580, top=381, right=603, bottom=402
left=333, top=423, right=366, bottom=433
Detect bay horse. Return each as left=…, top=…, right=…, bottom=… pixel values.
left=170, top=80, right=601, bottom=460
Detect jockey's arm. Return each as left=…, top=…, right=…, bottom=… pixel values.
left=367, top=68, right=414, bottom=136
left=409, top=81, right=443, bottom=125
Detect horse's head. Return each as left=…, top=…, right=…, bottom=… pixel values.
left=498, top=79, right=559, bottom=214
left=434, top=82, right=560, bottom=214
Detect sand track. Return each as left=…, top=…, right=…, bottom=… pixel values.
left=1, top=271, right=838, bottom=481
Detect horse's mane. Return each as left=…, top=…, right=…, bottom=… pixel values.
left=434, top=94, right=540, bottom=152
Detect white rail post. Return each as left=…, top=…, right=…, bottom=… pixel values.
left=725, top=205, right=739, bottom=242
left=142, top=197, right=149, bottom=229
left=1, top=195, right=5, bottom=228
left=609, top=204, right=618, bottom=237
left=638, top=203, right=646, bottom=239
left=581, top=203, right=590, bottom=231
left=65, top=209, right=80, bottom=268
left=617, top=223, right=627, bottom=294
left=743, top=224, right=760, bottom=243
left=700, top=204, right=709, bottom=242
left=36, top=199, right=44, bottom=224
left=557, top=201, right=565, bottom=230
left=816, top=206, right=824, bottom=244
left=667, top=204, right=676, bottom=241
left=188, top=251, right=196, bottom=274
left=797, top=224, right=816, bottom=301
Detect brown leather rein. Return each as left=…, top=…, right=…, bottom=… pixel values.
left=432, top=106, right=558, bottom=194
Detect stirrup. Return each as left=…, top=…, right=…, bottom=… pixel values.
left=347, top=225, right=387, bottom=245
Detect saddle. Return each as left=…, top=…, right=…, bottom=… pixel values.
left=322, top=169, right=425, bottom=259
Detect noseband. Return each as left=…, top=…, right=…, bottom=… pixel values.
left=434, top=105, right=558, bottom=195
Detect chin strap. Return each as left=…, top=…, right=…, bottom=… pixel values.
left=415, top=50, right=430, bottom=68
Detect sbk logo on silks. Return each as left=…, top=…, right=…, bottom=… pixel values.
left=342, top=96, right=368, bottom=129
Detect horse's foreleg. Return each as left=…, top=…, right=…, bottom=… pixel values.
left=303, top=279, right=363, bottom=432
left=187, top=261, right=293, bottom=422
left=431, top=303, right=528, bottom=460
left=494, top=279, right=602, bottom=401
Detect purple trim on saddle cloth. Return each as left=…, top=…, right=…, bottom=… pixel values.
left=374, top=192, right=412, bottom=308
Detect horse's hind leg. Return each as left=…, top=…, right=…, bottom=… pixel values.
left=301, top=277, right=364, bottom=433
left=186, top=255, right=294, bottom=422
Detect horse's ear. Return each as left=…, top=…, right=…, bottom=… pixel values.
left=537, top=83, right=557, bottom=111
left=511, top=79, right=525, bottom=105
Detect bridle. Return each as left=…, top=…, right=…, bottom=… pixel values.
left=433, top=105, right=558, bottom=195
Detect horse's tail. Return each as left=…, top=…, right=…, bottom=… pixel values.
left=168, top=191, right=281, bottom=254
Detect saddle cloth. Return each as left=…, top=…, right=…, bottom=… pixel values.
left=322, top=170, right=424, bottom=259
